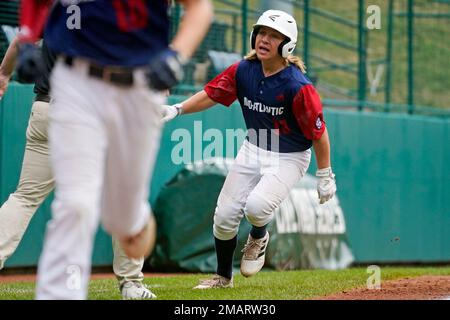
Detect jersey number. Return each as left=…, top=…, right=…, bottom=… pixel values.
left=113, top=0, right=149, bottom=32
left=273, top=119, right=291, bottom=135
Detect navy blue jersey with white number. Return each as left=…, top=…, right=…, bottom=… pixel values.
left=204, top=59, right=326, bottom=153
left=44, top=0, right=170, bottom=67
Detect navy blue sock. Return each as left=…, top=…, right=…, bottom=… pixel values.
left=250, top=224, right=267, bottom=239
left=214, top=236, right=237, bottom=280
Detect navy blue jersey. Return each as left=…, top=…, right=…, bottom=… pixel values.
left=204, top=59, right=325, bottom=153
left=44, top=0, right=170, bottom=67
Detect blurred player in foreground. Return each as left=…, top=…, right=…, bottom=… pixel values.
left=0, top=36, right=156, bottom=300
left=162, top=9, right=337, bottom=289
left=17, top=0, right=213, bottom=299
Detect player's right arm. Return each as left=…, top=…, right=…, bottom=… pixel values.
left=14, top=0, right=52, bottom=84
left=0, top=36, right=20, bottom=97
left=172, top=0, right=214, bottom=60
left=162, top=61, right=239, bottom=122
left=161, top=90, right=216, bottom=122
left=18, top=0, right=54, bottom=44
left=146, top=0, right=214, bottom=91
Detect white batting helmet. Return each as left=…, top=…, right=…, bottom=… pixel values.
left=250, top=10, right=298, bottom=58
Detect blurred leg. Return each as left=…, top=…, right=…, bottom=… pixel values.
left=101, top=85, right=165, bottom=259
left=0, top=101, right=53, bottom=269
left=36, top=63, right=107, bottom=300
left=112, top=237, right=144, bottom=286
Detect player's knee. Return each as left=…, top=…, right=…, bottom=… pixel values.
left=102, top=202, right=150, bottom=238
left=213, top=206, right=240, bottom=240
left=9, top=192, right=42, bottom=208
left=244, top=193, right=275, bottom=227
left=102, top=217, right=121, bottom=238
left=52, top=196, right=98, bottom=229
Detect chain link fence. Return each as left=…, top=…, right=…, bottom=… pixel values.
left=0, top=0, right=448, bottom=115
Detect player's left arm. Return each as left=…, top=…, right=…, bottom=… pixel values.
left=312, top=128, right=331, bottom=169
left=313, top=129, right=337, bottom=204
left=293, top=84, right=337, bottom=204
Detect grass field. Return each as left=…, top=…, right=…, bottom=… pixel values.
left=1, top=266, right=450, bottom=300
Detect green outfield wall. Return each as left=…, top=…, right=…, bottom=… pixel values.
left=0, top=83, right=449, bottom=267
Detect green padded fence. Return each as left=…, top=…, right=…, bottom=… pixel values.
left=329, top=110, right=450, bottom=262
left=159, top=95, right=450, bottom=264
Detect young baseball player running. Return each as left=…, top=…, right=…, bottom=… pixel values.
left=0, top=37, right=155, bottom=299
left=162, top=9, right=337, bottom=289
left=17, top=0, right=213, bottom=299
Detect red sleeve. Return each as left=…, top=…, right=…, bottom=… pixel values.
left=19, top=0, right=54, bottom=43
left=292, top=84, right=326, bottom=140
left=204, top=62, right=239, bottom=107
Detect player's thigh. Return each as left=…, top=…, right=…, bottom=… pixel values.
left=246, top=150, right=311, bottom=214
left=16, top=101, right=54, bottom=201
left=213, top=145, right=262, bottom=238
left=26, top=101, right=50, bottom=146
left=221, top=141, right=262, bottom=202
left=49, top=120, right=107, bottom=206
left=48, top=65, right=108, bottom=212
left=101, top=87, right=165, bottom=237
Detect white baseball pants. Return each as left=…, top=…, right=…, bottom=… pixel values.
left=213, top=140, right=311, bottom=240
left=36, top=60, right=165, bottom=300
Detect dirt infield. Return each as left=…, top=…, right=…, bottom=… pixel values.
left=318, top=276, right=450, bottom=300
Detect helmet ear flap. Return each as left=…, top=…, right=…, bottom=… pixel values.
left=250, top=26, right=260, bottom=50
left=278, top=38, right=290, bottom=57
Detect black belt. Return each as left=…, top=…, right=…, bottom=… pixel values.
left=35, top=93, right=51, bottom=103
left=63, top=56, right=134, bottom=86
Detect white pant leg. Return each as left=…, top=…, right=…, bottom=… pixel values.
left=0, top=102, right=53, bottom=269
left=244, top=147, right=311, bottom=227
left=213, top=141, right=262, bottom=240
left=36, top=62, right=108, bottom=300
left=37, top=61, right=165, bottom=299
left=100, top=81, right=165, bottom=238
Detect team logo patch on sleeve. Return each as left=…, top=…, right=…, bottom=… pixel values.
left=315, top=117, right=323, bottom=130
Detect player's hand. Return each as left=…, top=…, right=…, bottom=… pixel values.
left=15, top=43, right=44, bottom=84
left=161, top=103, right=183, bottom=123
left=316, top=167, right=336, bottom=204
left=0, top=72, right=10, bottom=98
left=146, top=48, right=186, bottom=91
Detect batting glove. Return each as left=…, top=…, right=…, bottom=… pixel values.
left=316, top=167, right=337, bottom=204
left=146, top=48, right=186, bottom=91
left=161, top=103, right=183, bottom=122
left=15, top=43, right=44, bottom=84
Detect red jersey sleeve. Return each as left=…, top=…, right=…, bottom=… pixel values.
left=19, top=0, right=54, bottom=43
left=204, top=62, right=239, bottom=107
left=292, top=84, right=326, bottom=140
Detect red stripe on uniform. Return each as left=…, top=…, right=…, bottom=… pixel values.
left=19, top=0, right=54, bottom=43
left=204, top=62, right=239, bottom=107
